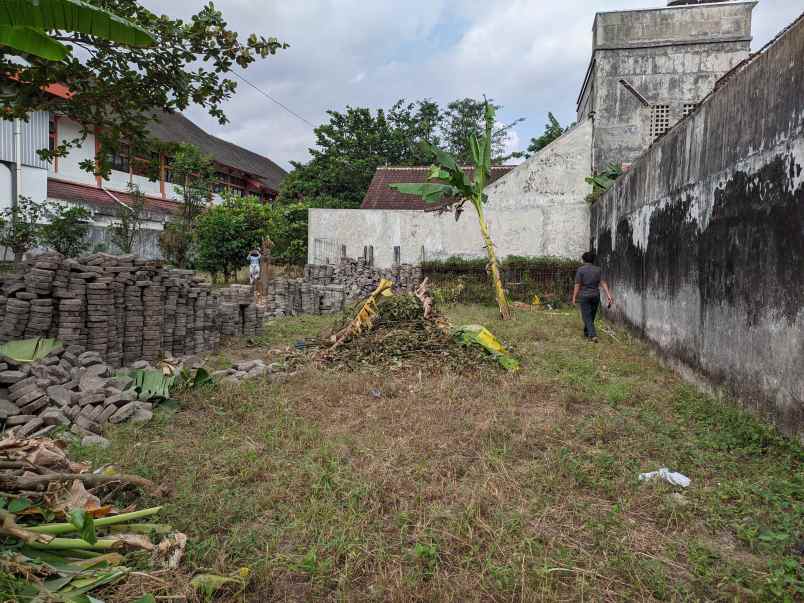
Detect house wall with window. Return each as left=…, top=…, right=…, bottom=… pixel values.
left=578, top=1, right=756, bottom=173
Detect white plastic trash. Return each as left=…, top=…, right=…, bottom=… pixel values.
left=638, top=468, right=691, bottom=488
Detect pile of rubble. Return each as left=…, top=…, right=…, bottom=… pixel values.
left=262, top=257, right=422, bottom=317
left=0, top=252, right=266, bottom=367
left=0, top=346, right=160, bottom=446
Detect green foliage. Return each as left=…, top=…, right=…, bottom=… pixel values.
left=422, top=255, right=582, bottom=272
left=0, top=196, right=44, bottom=265
left=277, top=100, right=442, bottom=206
left=129, top=368, right=175, bottom=401
left=40, top=203, right=90, bottom=257
left=0, top=0, right=155, bottom=61
left=277, top=97, right=522, bottom=207
left=109, top=183, right=146, bottom=254
left=0, top=337, right=62, bottom=362
left=265, top=196, right=352, bottom=265
left=68, top=508, right=97, bottom=545
left=195, top=195, right=272, bottom=281
left=159, top=143, right=215, bottom=268
left=1, top=0, right=287, bottom=178
left=441, top=97, right=522, bottom=164
left=526, top=112, right=568, bottom=157
left=585, top=163, right=624, bottom=204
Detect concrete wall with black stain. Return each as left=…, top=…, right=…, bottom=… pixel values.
left=590, top=14, right=804, bottom=441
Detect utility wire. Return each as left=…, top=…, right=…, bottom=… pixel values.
left=231, top=70, right=316, bottom=128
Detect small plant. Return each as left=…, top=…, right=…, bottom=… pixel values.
left=110, top=184, right=147, bottom=254
left=0, top=197, right=44, bottom=266
left=411, top=540, right=439, bottom=578
left=585, top=163, right=624, bottom=204
left=40, top=203, right=91, bottom=257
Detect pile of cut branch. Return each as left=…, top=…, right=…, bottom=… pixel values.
left=316, top=280, right=494, bottom=372
left=0, top=435, right=184, bottom=602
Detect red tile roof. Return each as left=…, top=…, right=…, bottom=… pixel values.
left=360, top=165, right=516, bottom=210
left=47, top=178, right=180, bottom=215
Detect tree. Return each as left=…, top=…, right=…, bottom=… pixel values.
left=1, top=1, right=287, bottom=177
left=391, top=102, right=512, bottom=320
left=109, top=183, right=146, bottom=254
left=526, top=112, right=566, bottom=157
left=441, top=98, right=523, bottom=165
left=263, top=196, right=351, bottom=266
left=195, top=195, right=272, bottom=282
left=0, top=0, right=154, bottom=61
left=40, top=203, right=91, bottom=256
left=158, top=143, right=214, bottom=268
left=278, top=99, right=443, bottom=207
left=0, top=197, right=44, bottom=266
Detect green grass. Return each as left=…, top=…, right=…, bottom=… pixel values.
left=81, top=304, right=802, bottom=602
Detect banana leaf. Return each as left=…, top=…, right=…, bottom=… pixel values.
left=0, top=24, right=67, bottom=59
left=453, top=324, right=520, bottom=371
left=0, top=337, right=62, bottom=363
left=129, top=369, right=175, bottom=401
left=0, top=0, right=155, bottom=46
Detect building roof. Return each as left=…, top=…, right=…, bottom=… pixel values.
left=145, top=112, right=287, bottom=192
left=360, top=165, right=515, bottom=210
left=47, top=178, right=180, bottom=217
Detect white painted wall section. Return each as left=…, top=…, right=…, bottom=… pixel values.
left=308, top=120, right=593, bottom=268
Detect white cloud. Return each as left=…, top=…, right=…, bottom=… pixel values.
left=141, top=0, right=803, bottom=171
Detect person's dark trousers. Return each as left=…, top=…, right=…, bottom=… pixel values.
left=579, top=296, right=600, bottom=338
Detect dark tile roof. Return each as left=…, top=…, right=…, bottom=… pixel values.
left=145, top=112, right=287, bottom=192
left=360, top=165, right=516, bottom=210
left=47, top=178, right=180, bottom=217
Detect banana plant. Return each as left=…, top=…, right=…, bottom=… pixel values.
left=0, top=0, right=155, bottom=61
left=390, top=102, right=512, bottom=320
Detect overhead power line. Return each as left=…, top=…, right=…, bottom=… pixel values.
left=231, top=70, right=316, bottom=128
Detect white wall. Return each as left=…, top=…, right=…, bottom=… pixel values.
left=53, top=118, right=96, bottom=185
left=308, top=120, right=593, bottom=268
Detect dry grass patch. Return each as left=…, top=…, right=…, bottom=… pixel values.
left=71, top=304, right=802, bottom=602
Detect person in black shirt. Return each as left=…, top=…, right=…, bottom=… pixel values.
left=571, top=251, right=613, bottom=342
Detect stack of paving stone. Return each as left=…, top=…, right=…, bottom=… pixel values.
left=259, top=257, right=422, bottom=317
left=0, top=252, right=269, bottom=367
left=142, top=282, right=163, bottom=361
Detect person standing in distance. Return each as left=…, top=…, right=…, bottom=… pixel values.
left=571, top=251, right=613, bottom=342
left=247, top=249, right=262, bottom=285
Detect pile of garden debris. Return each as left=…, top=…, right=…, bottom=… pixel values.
left=0, top=434, right=182, bottom=602
left=316, top=279, right=519, bottom=371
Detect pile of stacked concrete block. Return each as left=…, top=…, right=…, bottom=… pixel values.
left=0, top=252, right=266, bottom=366
left=0, top=347, right=159, bottom=447
left=261, top=257, right=422, bottom=317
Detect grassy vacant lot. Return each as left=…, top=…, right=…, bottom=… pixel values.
left=81, top=304, right=801, bottom=602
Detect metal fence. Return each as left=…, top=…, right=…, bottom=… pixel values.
left=312, top=238, right=346, bottom=265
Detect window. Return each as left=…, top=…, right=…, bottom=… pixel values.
left=109, top=144, right=130, bottom=173
left=131, top=153, right=158, bottom=179
left=229, top=175, right=247, bottom=197
left=649, top=104, right=671, bottom=140
left=212, top=172, right=228, bottom=194
left=682, top=103, right=697, bottom=118
left=164, top=157, right=175, bottom=184
left=48, top=117, right=56, bottom=155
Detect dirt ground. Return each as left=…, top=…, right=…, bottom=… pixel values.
left=82, top=304, right=802, bottom=602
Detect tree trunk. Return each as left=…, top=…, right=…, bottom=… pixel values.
left=473, top=202, right=511, bottom=320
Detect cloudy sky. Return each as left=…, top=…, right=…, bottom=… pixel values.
left=141, top=0, right=802, bottom=170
